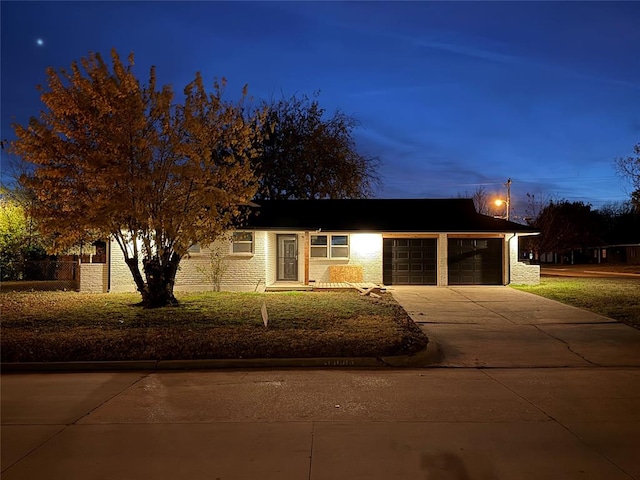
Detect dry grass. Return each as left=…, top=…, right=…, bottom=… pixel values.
left=0, top=290, right=427, bottom=362
left=513, top=277, right=640, bottom=329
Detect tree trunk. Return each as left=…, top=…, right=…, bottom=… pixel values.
left=125, top=257, right=147, bottom=295
left=141, top=253, right=181, bottom=308
left=124, top=253, right=181, bottom=308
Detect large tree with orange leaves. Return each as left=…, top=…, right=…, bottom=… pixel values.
left=11, top=49, right=265, bottom=307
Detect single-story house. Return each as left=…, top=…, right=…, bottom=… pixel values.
left=80, top=198, right=540, bottom=293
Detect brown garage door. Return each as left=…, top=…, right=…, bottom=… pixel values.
left=448, top=238, right=503, bottom=285
left=383, top=238, right=437, bottom=285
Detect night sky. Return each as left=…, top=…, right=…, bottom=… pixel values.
left=2, top=1, right=639, bottom=217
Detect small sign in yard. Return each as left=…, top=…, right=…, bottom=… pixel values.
left=261, top=301, right=268, bottom=328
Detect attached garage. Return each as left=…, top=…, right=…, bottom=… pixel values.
left=448, top=238, right=503, bottom=285
left=383, top=238, right=437, bottom=285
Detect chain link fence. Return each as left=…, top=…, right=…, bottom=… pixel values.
left=0, top=260, right=79, bottom=292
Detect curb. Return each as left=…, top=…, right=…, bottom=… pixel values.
left=583, top=270, right=640, bottom=277
left=0, top=343, right=440, bottom=372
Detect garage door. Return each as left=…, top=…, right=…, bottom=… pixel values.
left=448, top=238, right=503, bottom=285
left=383, top=238, right=437, bottom=285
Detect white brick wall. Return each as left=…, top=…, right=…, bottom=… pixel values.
left=106, top=230, right=540, bottom=292
left=308, top=233, right=383, bottom=283
left=78, top=263, right=108, bottom=293
left=177, top=232, right=267, bottom=292
left=109, top=240, right=138, bottom=293
left=351, top=233, right=383, bottom=283
left=108, top=233, right=269, bottom=293
left=508, top=233, right=540, bottom=285
left=265, top=232, right=275, bottom=286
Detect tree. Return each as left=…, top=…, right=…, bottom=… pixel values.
left=615, top=143, right=640, bottom=211
left=252, top=93, right=380, bottom=200
left=523, top=192, right=552, bottom=225
left=458, top=186, right=491, bottom=215
left=11, top=49, right=265, bottom=307
left=0, top=186, right=47, bottom=280
left=529, top=200, right=600, bottom=263
left=596, top=201, right=640, bottom=246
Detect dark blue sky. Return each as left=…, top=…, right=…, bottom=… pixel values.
left=2, top=1, right=639, bottom=216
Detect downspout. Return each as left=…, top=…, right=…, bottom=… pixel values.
left=107, top=238, right=112, bottom=292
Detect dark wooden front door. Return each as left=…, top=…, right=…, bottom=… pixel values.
left=277, top=235, right=298, bottom=281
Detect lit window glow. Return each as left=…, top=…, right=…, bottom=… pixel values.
left=350, top=234, right=380, bottom=256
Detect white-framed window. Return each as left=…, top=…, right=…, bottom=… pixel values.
left=232, top=231, right=254, bottom=254
left=187, top=244, right=201, bottom=255
left=331, top=235, right=349, bottom=258
left=310, top=234, right=328, bottom=258
left=310, top=234, right=349, bottom=259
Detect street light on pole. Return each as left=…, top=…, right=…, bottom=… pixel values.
left=493, top=178, right=512, bottom=221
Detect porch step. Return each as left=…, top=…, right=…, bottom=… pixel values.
left=265, top=285, right=314, bottom=292
left=264, top=282, right=383, bottom=292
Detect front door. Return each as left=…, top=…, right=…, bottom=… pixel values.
left=277, top=235, right=298, bottom=281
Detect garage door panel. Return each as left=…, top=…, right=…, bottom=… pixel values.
left=383, top=238, right=437, bottom=285
left=448, top=238, right=503, bottom=285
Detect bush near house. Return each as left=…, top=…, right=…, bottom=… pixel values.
left=0, top=291, right=428, bottom=362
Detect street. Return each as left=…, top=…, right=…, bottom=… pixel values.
left=541, top=266, right=640, bottom=279
left=2, top=367, right=639, bottom=479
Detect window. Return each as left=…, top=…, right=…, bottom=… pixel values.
left=331, top=235, right=349, bottom=258
left=310, top=234, right=349, bottom=259
left=310, top=235, right=328, bottom=258
left=187, top=244, right=201, bottom=254
left=232, top=231, right=254, bottom=254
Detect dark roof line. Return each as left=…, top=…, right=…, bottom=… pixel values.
left=244, top=199, right=538, bottom=233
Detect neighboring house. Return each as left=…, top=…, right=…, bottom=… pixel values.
left=587, top=244, right=640, bottom=265
left=84, top=199, right=540, bottom=293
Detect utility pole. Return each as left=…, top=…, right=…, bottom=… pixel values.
left=505, top=178, right=512, bottom=222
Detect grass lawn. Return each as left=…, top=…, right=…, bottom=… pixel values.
left=513, top=277, right=640, bottom=330
left=0, top=290, right=428, bottom=363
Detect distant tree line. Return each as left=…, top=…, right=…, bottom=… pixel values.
left=522, top=197, right=639, bottom=264
left=523, top=141, right=640, bottom=263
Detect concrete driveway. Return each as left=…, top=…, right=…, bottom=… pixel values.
left=390, top=286, right=640, bottom=368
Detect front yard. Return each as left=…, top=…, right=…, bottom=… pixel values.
left=0, top=290, right=428, bottom=363
left=513, top=277, right=640, bottom=329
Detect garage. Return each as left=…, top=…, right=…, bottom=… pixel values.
left=448, top=238, right=503, bottom=285
left=383, top=238, right=437, bottom=285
